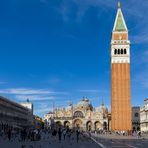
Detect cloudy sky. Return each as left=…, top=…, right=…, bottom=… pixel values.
left=0, top=0, right=147, bottom=117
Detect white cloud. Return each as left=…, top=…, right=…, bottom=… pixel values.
left=15, top=94, right=55, bottom=101
left=57, top=0, right=114, bottom=23
left=39, top=0, right=148, bottom=45
left=79, top=89, right=107, bottom=93
left=35, top=108, right=52, bottom=114
left=79, top=89, right=99, bottom=93
left=55, top=0, right=148, bottom=45
left=0, top=88, right=68, bottom=104
left=34, top=103, right=53, bottom=114
left=57, top=0, right=146, bottom=22
left=0, top=88, right=67, bottom=95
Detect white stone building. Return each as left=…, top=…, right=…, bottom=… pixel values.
left=20, top=99, right=33, bottom=114
left=43, top=111, right=55, bottom=128
left=140, top=99, right=148, bottom=132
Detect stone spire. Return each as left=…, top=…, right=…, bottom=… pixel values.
left=113, top=1, right=127, bottom=32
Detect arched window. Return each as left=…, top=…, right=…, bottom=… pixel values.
left=73, top=111, right=84, bottom=118
left=114, top=49, right=117, bottom=55
left=121, top=49, right=123, bottom=54
left=118, top=49, right=120, bottom=54
left=124, top=49, right=127, bottom=54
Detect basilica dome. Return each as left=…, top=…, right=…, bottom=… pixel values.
left=77, top=98, right=93, bottom=110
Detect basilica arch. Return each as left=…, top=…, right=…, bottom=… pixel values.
left=74, top=119, right=83, bottom=129
left=86, top=121, right=92, bottom=131
left=55, top=121, right=62, bottom=128
left=64, top=121, right=70, bottom=128
left=94, top=121, right=102, bottom=130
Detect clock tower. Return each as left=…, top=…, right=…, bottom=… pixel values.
left=111, top=1, right=132, bottom=131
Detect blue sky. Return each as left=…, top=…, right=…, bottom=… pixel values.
left=0, top=0, right=148, bottom=117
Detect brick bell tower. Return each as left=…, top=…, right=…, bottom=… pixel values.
left=111, top=1, right=132, bottom=131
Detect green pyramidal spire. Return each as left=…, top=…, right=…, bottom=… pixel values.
left=113, top=3, right=127, bottom=32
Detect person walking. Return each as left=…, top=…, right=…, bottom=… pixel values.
left=58, top=128, right=62, bottom=143
left=52, top=129, right=57, bottom=140
left=63, top=129, right=67, bottom=140
left=67, top=129, right=72, bottom=140
left=76, top=129, right=80, bottom=143
left=7, top=128, right=11, bottom=141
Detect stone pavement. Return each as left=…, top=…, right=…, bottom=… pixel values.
left=90, top=133, right=148, bottom=148
left=1, top=133, right=148, bottom=148
left=91, top=133, right=148, bottom=140
left=0, top=133, right=100, bottom=148
left=92, top=137, right=148, bottom=148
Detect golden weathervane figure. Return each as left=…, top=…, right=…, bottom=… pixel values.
left=118, top=0, right=121, bottom=8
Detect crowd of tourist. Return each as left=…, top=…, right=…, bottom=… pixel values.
left=0, top=128, right=41, bottom=142
left=92, top=128, right=142, bottom=139
left=0, top=124, right=144, bottom=145
left=0, top=125, right=83, bottom=144
left=51, top=127, right=81, bottom=143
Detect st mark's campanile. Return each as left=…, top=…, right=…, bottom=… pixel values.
left=111, top=1, right=132, bottom=131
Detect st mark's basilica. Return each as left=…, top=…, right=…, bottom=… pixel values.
left=44, top=98, right=110, bottom=131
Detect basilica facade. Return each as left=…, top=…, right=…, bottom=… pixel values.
left=44, top=98, right=109, bottom=131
